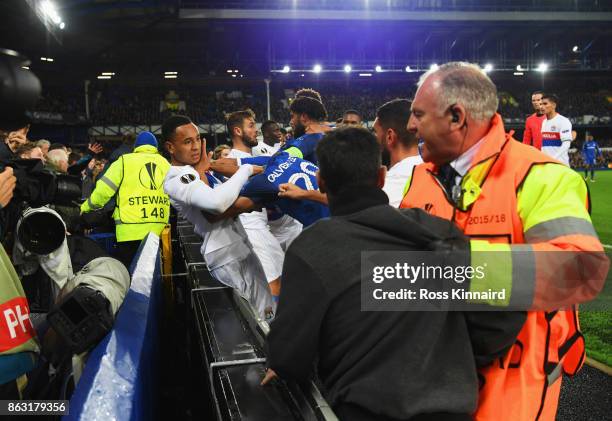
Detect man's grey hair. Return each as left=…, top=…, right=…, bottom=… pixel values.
left=36, top=139, right=51, bottom=147
left=47, top=149, right=68, bottom=170
left=417, top=62, right=499, bottom=122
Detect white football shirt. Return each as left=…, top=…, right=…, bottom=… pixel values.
left=541, top=114, right=573, bottom=166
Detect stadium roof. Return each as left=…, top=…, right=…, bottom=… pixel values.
left=1, top=0, right=611, bottom=84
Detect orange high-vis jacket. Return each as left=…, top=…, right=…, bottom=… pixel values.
left=400, top=114, right=608, bottom=421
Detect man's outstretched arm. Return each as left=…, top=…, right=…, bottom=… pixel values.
left=278, top=183, right=328, bottom=205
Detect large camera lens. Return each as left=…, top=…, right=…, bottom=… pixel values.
left=17, top=208, right=65, bottom=255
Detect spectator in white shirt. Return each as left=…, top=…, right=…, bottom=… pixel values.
left=372, top=99, right=423, bottom=207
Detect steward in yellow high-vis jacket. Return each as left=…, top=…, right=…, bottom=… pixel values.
left=401, top=62, right=608, bottom=421
left=81, top=132, right=170, bottom=267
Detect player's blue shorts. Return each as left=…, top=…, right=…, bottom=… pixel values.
left=585, top=157, right=596, bottom=166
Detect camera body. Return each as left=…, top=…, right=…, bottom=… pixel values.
left=0, top=158, right=82, bottom=247
left=15, top=208, right=130, bottom=355
left=47, top=256, right=130, bottom=354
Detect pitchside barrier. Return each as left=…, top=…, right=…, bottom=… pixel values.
left=64, top=233, right=162, bottom=421
left=175, top=218, right=338, bottom=421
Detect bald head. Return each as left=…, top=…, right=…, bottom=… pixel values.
left=417, top=62, right=498, bottom=122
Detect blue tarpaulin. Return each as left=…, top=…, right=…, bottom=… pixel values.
left=64, top=233, right=161, bottom=421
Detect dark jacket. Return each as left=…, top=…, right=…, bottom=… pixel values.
left=68, top=154, right=94, bottom=176
left=0, top=141, right=15, bottom=163
left=267, top=187, right=524, bottom=421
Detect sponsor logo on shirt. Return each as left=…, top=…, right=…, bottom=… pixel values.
left=138, top=162, right=166, bottom=190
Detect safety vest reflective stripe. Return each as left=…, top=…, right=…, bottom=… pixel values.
left=86, top=197, right=99, bottom=210
left=509, top=244, right=537, bottom=308
left=81, top=159, right=126, bottom=214
left=524, top=217, right=599, bottom=243
left=99, top=175, right=119, bottom=192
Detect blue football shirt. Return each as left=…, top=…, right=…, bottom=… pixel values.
left=240, top=152, right=330, bottom=227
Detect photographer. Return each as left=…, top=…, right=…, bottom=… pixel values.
left=15, top=142, right=45, bottom=164
left=0, top=49, right=121, bottom=400
left=0, top=166, right=39, bottom=398
left=0, top=125, right=29, bottom=162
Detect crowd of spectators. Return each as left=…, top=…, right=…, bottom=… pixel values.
left=569, top=144, right=612, bottom=169
left=35, top=81, right=611, bottom=127
left=498, top=90, right=611, bottom=125
left=569, top=150, right=612, bottom=169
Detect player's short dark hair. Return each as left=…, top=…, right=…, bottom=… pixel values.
left=261, top=120, right=278, bottom=134
left=162, top=115, right=193, bottom=141
left=343, top=109, right=361, bottom=119
left=225, top=109, right=256, bottom=137
left=316, top=127, right=381, bottom=195
left=289, top=96, right=327, bottom=121
left=376, top=99, right=416, bottom=148
left=541, top=93, right=559, bottom=105
left=295, top=88, right=322, bottom=102
left=532, top=90, right=544, bottom=96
